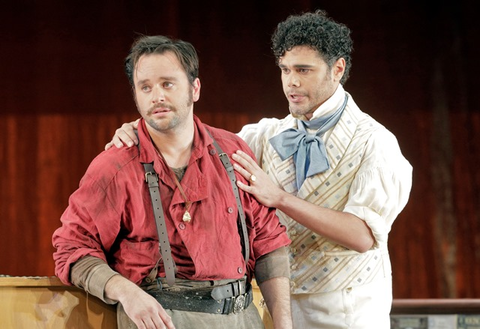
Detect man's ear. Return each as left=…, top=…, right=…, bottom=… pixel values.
left=333, top=58, right=346, bottom=82
left=192, top=78, right=201, bottom=102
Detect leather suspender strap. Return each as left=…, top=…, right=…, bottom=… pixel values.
left=142, top=162, right=177, bottom=287
left=208, top=133, right=250, bottom=265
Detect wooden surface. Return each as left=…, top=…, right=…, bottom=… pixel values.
left=0, top=276, right=117, bottom=328
left=0, top=1, right=479, bottom=300
left=0, top=276, right=267, bottom=328
left=392, top=299, right=480, bottom=315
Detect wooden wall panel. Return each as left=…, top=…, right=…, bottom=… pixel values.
left=1, top=0, right=479, bottom=300
left=451, top=112, right=480, bottom=298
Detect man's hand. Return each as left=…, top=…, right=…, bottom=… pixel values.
left=105, top=275, right=175, bottom=329
left=105, top=119, right=140, bottom=150
left=232, top=150, right=286, bottom=208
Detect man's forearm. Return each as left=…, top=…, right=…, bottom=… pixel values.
left=259, top=276, right=292, bottom=329
left=275, top=191, right=375, bottom=252
left=70, top=256, right=119, bottom=304
left=104, top=273, right=142, bottom=303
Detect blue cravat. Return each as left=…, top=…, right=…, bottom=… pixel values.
left=269, top=95, right=348, bottom=190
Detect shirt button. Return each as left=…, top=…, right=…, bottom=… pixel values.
left=227, top=207, right=234, bottom=213
left=237, top=267, right=243, bottom=274
left=291, top=264, right=297, bottom=270
left=179, top=223, right=186, bottom=230
left=209, top=149, right=216, bottom=155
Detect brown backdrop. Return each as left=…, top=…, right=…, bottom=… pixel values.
left=1, top=0, right=479, bottom=299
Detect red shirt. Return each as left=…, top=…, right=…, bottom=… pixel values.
left=53, top=116, right=290, bottom=285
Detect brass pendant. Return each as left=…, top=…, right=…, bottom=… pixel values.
left=182, top=210, right=191, bottom=223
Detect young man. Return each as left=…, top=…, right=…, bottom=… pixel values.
left=107, top=11, right=413, bottom=329
left=53, top=35, right=292, bottom=329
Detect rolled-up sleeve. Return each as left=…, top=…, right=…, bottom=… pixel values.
left=343, top=129, right=412, bottom=248
left=52, top=164, right=122, bottom=285
left=71, top=256, right=119, bottom=304
left=254, top=246, right=290, bottom=284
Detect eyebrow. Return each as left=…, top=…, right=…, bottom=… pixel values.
left=135, top=76, right=179, bottom=86
left=278, top=63, right=315, bottom=69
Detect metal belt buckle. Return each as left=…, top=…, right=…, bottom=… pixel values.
left=233, top=294, right=246, bottom=314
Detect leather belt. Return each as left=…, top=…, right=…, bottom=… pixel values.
left=145, top=280, right=253, bottom=314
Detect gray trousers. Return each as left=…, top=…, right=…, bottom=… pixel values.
left=117, top=302, right=265, bottom=329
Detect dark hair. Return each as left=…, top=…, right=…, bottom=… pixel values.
left=271, top=10, right=353, bottom=84
left=124, top=35, right=199, bottom=86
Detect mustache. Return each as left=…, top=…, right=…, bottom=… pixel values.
left=286, top=89, right=306, bottom=96
left=147, top=104, right=175, bottom=114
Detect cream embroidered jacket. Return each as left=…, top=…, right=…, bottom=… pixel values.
left=238, top=86, right=412, bottom=294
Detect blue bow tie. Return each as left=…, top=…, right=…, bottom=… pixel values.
left=269, top=95, right=348, bottom=190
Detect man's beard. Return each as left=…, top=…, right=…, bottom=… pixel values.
left=142, top=91, right=194, bottom=132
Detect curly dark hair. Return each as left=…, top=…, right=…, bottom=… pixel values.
left=124, top=35, right=199, bottom=87
left=271, top=10, right=353, bottom=84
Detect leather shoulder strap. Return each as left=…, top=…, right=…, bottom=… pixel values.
left=207, top=130, right=250, bottom=265
left=136, top=133, right=176, bottom=286
left=142, top=163, right=177, bottom=287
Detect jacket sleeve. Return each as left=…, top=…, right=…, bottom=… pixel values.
left=343, top=128, right=413, bottom=248
left=52, top=164, right=122, bottom=285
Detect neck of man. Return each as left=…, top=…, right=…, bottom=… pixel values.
left=148, top=118, right=195, bottom=169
